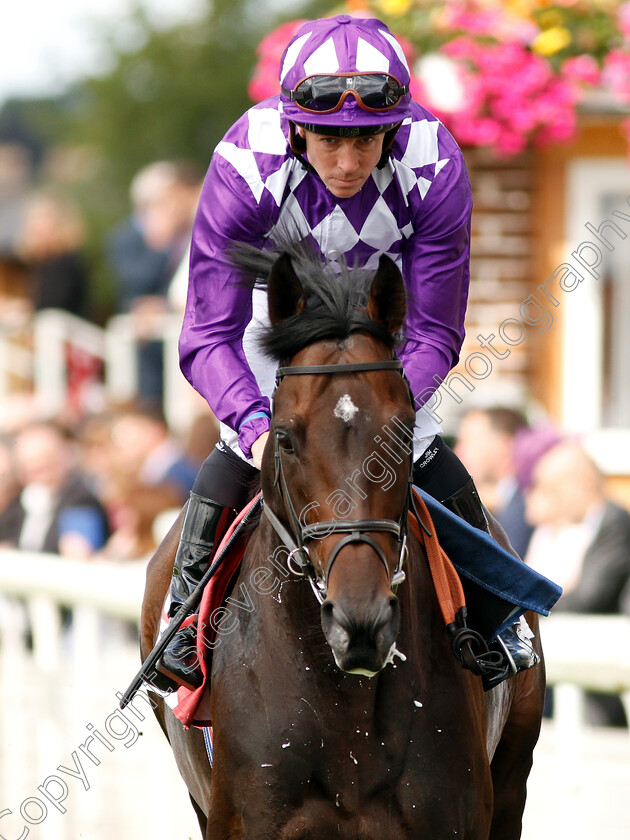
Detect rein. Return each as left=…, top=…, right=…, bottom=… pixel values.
left=264, top=358, right=412, bottom=604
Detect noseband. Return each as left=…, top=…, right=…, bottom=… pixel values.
left=263, top=358, right=415, bottom=605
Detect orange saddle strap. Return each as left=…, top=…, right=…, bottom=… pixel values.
left=408, top=488, right=466, bottom=628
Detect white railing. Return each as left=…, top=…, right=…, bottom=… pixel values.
left=104, top=312, right=195, bottom=435
left=1, top=551, right=629, bottom=839
left=0, top=549, right=199, bottom=840
left=33, top=310, right=106, bottom=417
left=528, top=613, right=630, bottom=839
left=541, top=612, right=630, bottom=722
left=0, top=308, right=197, bottom=435
left=2, top=550, right=627, bottom=710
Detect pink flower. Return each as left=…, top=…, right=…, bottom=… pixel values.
left=248, top=58, right=280, bottom=103
left=441, top=5, right=502, bottom=38
left=562, top=55, right=600, bottom=87
left=534, top=114, right=576, bottom=148
left=533, top=108, right=576, bottom=146
left=440, top=1, right=538, bottom=44
left=248, top=20, right=308, bottom=102
left=619, top=2, right=630, bottom=43
left=495, top=129, right=528, bottom=157
left=436, top=37, right=578, bottom=156
left=442, top=36, right=483, bottom=64
left=602, top=49, right=630, bottom=104
left=457, top=117, right=500, bottom=147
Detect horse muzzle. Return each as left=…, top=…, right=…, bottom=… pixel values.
left=321, top=592, right=400, bottom=677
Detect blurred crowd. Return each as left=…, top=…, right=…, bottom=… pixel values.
left=456, top=406, right=630, bottom=727
left=0, top=155, right=219, bottom=561
left=0, top=406, right=218, bottom=562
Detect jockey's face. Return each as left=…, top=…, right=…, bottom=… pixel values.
left=298, top=126, right=384, bottom=198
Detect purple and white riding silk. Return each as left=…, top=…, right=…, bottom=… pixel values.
left=179, top=97, right=472, bottom=460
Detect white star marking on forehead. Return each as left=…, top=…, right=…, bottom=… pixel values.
left=334, top=394, right=359, bottom=423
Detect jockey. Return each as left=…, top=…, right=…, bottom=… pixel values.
left=155, top=14, right=538, bottom=691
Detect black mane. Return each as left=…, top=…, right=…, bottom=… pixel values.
left=231, top=240, right=399, bottom=363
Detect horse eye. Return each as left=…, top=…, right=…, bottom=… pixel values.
left=275, top=429, right=295, bottom=454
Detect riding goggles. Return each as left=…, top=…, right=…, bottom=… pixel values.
left=281, top=73, right=409, bottom=114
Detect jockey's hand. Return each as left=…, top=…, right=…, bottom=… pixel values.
left=250, top=431, right=270, bottom=471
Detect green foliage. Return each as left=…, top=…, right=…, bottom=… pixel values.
left=70, top=3, right=256, bottom=219
left=67, top=1, right=330, bottom=313
left=0, top=0, right=331, bottom=319
left=69, top=0, right=331, bottom=207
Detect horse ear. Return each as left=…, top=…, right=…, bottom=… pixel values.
left=267, top=252, right=306, bottom=324
left=366, top=255, right=406, bottom=334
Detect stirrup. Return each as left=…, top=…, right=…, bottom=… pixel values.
left=482, top=624, right=540, bottom=691
left=448, top=617, right=505, bottom=682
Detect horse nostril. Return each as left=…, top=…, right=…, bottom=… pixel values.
left=321, top=599, right=353, bottom=657
left=374, top=594, right=399, bottom=636
left=321, top=599, right=341, bottom=633
left=320, top=593, right=400, bottom=676
left=321, top=599, right=351, bottom=631
left=321, top=600, right=334, bottom=618
left=387, top=595, right=399, bottom=621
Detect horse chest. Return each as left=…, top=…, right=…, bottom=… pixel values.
left=212, top=650, right=491, bottom=839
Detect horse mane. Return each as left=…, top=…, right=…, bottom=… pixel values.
left=231, top=237, right=399, bottom=363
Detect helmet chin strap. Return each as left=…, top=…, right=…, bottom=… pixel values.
left=288, top=122, right=402, bottom=172
left=378, top=123, right=401, bottom=168
left=288, top=122, right=316, bottom=173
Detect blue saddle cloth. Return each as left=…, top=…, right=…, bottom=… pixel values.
left=415, top=488, right=562, bottom=638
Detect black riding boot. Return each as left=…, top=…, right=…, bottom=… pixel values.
left=152, top=441, right=258, bottom=692
left=441, top=477, right=540, bottom=690
left=156, top=493, right=234, bottom=690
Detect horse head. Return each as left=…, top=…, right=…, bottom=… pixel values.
left=256, top=246, right=416, bottom=676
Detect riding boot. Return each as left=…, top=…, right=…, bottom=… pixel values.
left=441, top=477, right=540, bottom=690
left=155, top=493, right=234, bottom=691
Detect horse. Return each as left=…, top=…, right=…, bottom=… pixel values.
left=140, top=246, right=546, bottom=839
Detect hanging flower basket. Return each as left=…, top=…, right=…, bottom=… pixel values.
left=249, top=1, right=630, bottom=157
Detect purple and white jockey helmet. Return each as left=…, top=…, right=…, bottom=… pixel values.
left=279, top=15, right=411, bottom=132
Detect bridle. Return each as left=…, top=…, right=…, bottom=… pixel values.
left=262, top=357, right=508, bottom=681
left=261, top=357, right=504, bottom=682
left=262, top=357, right=422, bottom=605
